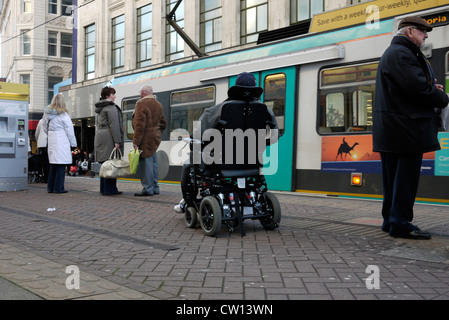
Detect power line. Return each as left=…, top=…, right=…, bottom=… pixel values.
left=1, top=2, right=89, bottom=45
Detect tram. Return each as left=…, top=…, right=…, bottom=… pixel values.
left=60, top=2, right=449, bottom=204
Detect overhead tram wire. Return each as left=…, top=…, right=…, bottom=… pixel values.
left=0, top=2, right=90, bottom=46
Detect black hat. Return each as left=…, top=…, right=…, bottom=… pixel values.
left=398, top=16, right=433, bottom=32
left=235, top=72, right=257, bottom=87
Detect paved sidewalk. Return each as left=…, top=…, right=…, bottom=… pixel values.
left=0, top=176, right=449, bottom=300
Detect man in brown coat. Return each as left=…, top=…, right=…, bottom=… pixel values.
left=132, top=85, right=167, bottom=196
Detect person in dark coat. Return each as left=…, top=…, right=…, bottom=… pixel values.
left=94, top=86, right=124, bottom=195
left=373, top=16, right=449, bottom=239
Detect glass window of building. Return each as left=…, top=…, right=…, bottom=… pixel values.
left=22, top=30, right=31, bottom=55
left=85, top=24, right=95, bottom=80
left=48, top=0, right=57, bottom=14
left=48, top=31, right=57, bottom=56
left=20, top=74, right=30, bottom=85
left=61, top=0, right=73, bottom=16
left=200, top=0, right=222, bottom=53
left=48, top=76, right=63, bottom=105
left=166, top=0, right=184, bottom=61
left=112, top=15, right=125, bottom=74
left=61, top=33, right=72, bottom=58
left=240, top=0, right=268, bottom=44
left=137, top=4, right=152, bottom=68
left=291, top=0, right=324, bottom=23
left=22, top=0, right=31, bottom=13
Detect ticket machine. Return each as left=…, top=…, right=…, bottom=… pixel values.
left=0, top=83, right=29, bottom=191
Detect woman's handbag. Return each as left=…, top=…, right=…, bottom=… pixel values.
left=128, top=148, right=142, bottom=174
left=99, top=149, right=130, bottom=179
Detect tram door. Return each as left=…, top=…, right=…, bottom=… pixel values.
left=229, top=66, right=296, bottom=191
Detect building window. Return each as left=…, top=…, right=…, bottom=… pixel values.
left=240, top=0, right=268, bottom=44
left=85, top=24, right=95, bottom=80
left=112, top=15, right=125, bottom=74
left=61, top=33, right=72, bottom=58
left=61, top=0, right=73, bottom=16
left=20, top=74, right=30, bottom=85
left=48, top=31, right=57, bottom=56
left=48, top=0, right=58, bottom=14
left=291, top=0, right=324, bottom=23
left=200, top=0, right=222, bottom=53
left=137, top=4, right=152, bottom=68
left=22, top=30, right=31, bottom=55
left=22, top=0, right=31, bottom=13
left=166, top=0, right=184, bottom=61
left=48, top=76, right=63, bottom=105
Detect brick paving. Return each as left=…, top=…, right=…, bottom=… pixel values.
left=0, top=175, right=449, bottom=300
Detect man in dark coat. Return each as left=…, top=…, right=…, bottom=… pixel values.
left=373, top=16, right=449, bottom=239
left=132, top=85, right=167, bottom=196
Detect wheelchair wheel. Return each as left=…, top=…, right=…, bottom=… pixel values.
left=199, top=196, right=222, bottom=237
left=184, top=206, right=198, bottom=229
left=260, top=192, right=281, bottom=230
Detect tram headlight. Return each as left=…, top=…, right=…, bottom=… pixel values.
left=351, top=172, right=363, bottom=186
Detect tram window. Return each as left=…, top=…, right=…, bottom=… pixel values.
left=170, top=86, right=215, bottom=137
left=122, top=97, right=139, bottom=140
left=352, top=89, right=373, bottom=128
left=263, top=73, right=285, bottom=136
left=446, top=51, right=449, bottom=74
left=325, top=93, right=344, bottom=128
left=319, top=62, right=377, bottom=134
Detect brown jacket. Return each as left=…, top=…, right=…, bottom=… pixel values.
left=132, top=95, right=167, bottom=158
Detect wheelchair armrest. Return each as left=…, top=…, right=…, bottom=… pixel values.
left=215, top=120, right=227, bottom=132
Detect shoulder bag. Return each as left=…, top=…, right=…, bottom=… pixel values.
left=99, top=149, right=130, bottom=179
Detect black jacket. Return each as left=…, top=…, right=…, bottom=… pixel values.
left=373, top=35, right=449, bottom=154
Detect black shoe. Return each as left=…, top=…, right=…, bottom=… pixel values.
left=103, top=191, right=122, bottom=196
left=390, top=228, right=431, bottom=240
left=54, top=190, right=68, bottom=194
left=134, top=191, right=152, bottom=197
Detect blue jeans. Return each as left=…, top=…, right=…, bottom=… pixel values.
left=136, top=155, right=159, bottom=194
left=47, top=164, right=66, bottom=193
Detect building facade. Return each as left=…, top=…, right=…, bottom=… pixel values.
left=72, top=0, right=370, bottom=84
left=0, top=0, right=74, bottom=121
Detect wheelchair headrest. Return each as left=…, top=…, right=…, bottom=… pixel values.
left=227, top=85, right=263, bottom=101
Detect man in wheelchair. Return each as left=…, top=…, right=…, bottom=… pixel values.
left=175, top=72, right=281, bottom=237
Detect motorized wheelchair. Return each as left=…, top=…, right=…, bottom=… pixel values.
left=182, top=98, right=281, bottom=237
